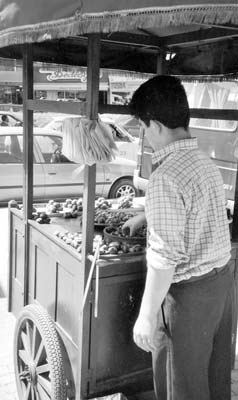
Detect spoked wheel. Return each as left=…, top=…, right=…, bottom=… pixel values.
left=14, top=304, right=67, bottom=400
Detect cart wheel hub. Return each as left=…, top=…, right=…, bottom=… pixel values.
left=19, top=366, right=30, bottom=382
left=19, top=363, right=37, bottom=385
left=29, top=362, right=37, bottom=385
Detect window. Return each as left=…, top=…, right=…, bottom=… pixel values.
left=57, top=91, right=65, bottom=101
left=57, top=90, right=86, bottom=102
left=35, top=90, right=47, bottom=100
left=108, top=123, right=132, bottom=142
left=0, top=114, right=22, bottom=127
left=0, top=135, right=23, bottom=163
left=35, top=135, right=70, bottom=163
left=184, top=81, right=238, bottom=131
left=65, top=91, right=76, bottom=101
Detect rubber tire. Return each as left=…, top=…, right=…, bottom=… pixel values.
left=14, top=304, right=67, bottom=400
left=109, top=178, right=137, bottom=199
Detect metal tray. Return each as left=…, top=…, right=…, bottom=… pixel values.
left=99, top=250, right=145, bottom=259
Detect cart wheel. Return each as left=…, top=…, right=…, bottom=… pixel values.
left=14, top=304, right=67, bottom=400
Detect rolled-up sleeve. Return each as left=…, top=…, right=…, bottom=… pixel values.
left=145, top=172, right=190, bottom=270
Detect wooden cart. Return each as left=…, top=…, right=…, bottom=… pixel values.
left=8, top=207, right=152, bottom=399
left=1, top=1, right=238, bottom=400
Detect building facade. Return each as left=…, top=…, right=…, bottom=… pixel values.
left=0, top=59, right=151, bottom=105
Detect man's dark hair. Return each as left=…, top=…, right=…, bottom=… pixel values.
left=129, top=75, right=190, bottom=130
left=2, top=115, right=8, bottom=122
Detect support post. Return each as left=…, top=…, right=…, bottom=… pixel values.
left=156, top=51, right=166, bottom=75
left=76, top=34, right=101, bottom=400
left=232, top=164, right=238, bottom=241
left=22, top=44, right=34, bottom=306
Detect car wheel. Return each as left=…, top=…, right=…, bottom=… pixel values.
left=109, top=178, right=137, bottom=198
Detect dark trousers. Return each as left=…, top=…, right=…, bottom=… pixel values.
left=152, top=263, right=234, bottom=400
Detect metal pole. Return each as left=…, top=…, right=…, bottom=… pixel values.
left=22, top=43, right=34, bottom=306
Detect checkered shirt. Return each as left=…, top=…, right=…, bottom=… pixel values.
left=145, top=137, right=231, bottom=283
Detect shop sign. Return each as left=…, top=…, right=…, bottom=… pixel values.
left=39, top=68, right=103, bottom=82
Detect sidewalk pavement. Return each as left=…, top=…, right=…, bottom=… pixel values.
left=0, top=295, right=238, bottom=400
left=0, top=298, right=17, bottom=400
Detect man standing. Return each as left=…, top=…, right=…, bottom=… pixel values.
left=123, top=76, right=232, bottom=400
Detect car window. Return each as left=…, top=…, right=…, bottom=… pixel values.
left=17, top=136, right=37, bottom=163
left=8, top=115, right=22, bottom=126
left=0, top=115, right=22, bottom=127
left=108, top=123, right=132, bottom=142
left=0, top=135, right=23, bottom=163
left=34, top=135, right=70, bottom=163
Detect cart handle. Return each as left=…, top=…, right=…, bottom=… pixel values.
left=82, top=238, right=101, bottom=317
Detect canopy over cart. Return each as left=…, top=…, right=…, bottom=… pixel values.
left=0, top=1, right=238, bottom=75
left=2, top=2, right=238, bottom=400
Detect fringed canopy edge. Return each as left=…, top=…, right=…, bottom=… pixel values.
left=0, top=4, right=237, bottom=49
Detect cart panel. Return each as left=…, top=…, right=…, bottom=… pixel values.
left=28, top=223, right=84, bottom=344
left=88, top=272, right=153, bottom=396
left=30, top=245, right=57, bottom=316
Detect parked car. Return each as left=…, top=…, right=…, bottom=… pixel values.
left=0, top=127, right=137, bottom=204
left=45, top=114, right=139, bottom=161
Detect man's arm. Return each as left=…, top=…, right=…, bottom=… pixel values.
left=133, top=265, right=175, bottom=352
left=133, top=174, right=188, bottom=352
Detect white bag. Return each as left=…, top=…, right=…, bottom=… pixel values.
left=62, top=116, right=118, bottom=164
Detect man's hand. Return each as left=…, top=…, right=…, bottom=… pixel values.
left=133, top=265, right=175, bottom=353
left=133, top=315, right=157, bottom=352
left=122, top=212, right=146, bottom=236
